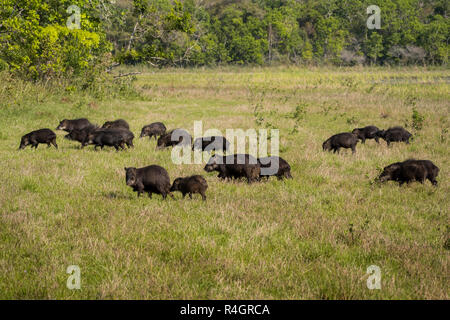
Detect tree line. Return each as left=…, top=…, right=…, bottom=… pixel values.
left=0, top=0, right=448, bottom=80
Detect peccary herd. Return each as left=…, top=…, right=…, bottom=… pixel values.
left=322, top=125, right=413, bottom=154
left=18, top=118, right=440, bottom=201
left=322, top=125, right=439, bottom=186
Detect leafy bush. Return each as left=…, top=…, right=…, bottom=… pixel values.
left=411, top=108, right=425, bottom=131
left=0, top=0, right=111, bottom=81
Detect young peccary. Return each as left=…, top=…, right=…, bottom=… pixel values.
left=378, top=159, right=439, bottom=186
left=204, top=154, right=260, bottom=184
left=87, top=129, right=134, bottom=151
left=258, top=156, right=292, bottom=180
left=156, top=129, right=191, bottom=149
left=352, top=126, right=381, bottom=144
left=125, top=166, right=174, bottom=199
left=377, top=127, right=412, bottom=146
left=170, top=175, right=208, bottom=201
left=56, top=118, right=92, bottom=132
left=19, top=129, right=58, bottom=150
left=192, top=136, right=230, bottom=153
left=102, top=119, right=130, bottom=130
left=322, top=132, right=359, bottom=154
left=140, top=122, right=167, bottom=140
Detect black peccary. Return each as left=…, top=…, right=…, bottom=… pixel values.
left=87, top=130, right=128, bottom=151
left=156, top=129, right=191, bottom=149
left=377, top=127, right=412, bottom=146
left=125, top=166, right=174, bottom=199
left=112, top=128, right=134, bottom=148
left=56, top=118, right=92, bottom=132
left=352, top=126, right=381, bottom=144
left=19, top=129, right=58, bottom=149
left=204, top=154, right=260, bottom=184
left=140, top=122, right=167, bottom=140
left=378, top=159, right=439, bottom=186
left=64, top=125, right=99, bottom=148
left=192, top=136, right=230, bottom=153
left=258, top=156, right=292, bottom=180
left=102, top=119, right=130, bottom=130
left=322, top=132, right=358, bottom=154
left=170, top=175, right=208, bottom=201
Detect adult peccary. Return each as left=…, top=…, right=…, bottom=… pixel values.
left=377, top=127, right=412, bottom=146
left=140, top=122, right=167, bottom=140
left=19, top=129, right=57, bottom=149
left=192, top=136, right=230, bottom=153
left=322, top=132, right=358, bottom=154
left=156, top=129, right=191, bottom=149
left=170, top=175, right=208, bottom=201
left=352, top=126, right=381, bottom=144
left=204, top=154, right=260, bottom=184
left=64, top=125, right=99, bottom=148
left=378, top=159, right=439, bottom=186
left=56, top=118, right=92, bottom=132
left=66, top=127, right=133, bottom=149
left=125, top=166, right=174, bottom=199
left=102, top=119, right=130, bottom=130
left=258, top=156, right=292, bottom=180
left=87, top=129, right=134, bottom=151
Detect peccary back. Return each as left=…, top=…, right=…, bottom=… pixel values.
left=140, top=122, right=167, bottom=139
left=323, top=132, right=358, bottom=154
left=157, top=129, right=191, bottom=149
left=204, top=154, right=260, bottom=184
left=378, top=159, right=439, bottom=186
left=378, top=127, right=412, bottom=146
left=192, top=136, right=230, bottom=153
left=56, top=118, right=92, bottom=132
left=170, top=175, right=208, bottom=200
left=19, top=129, right=57, bottom=149
left=352, top=126, right=380, bottom=143
left=102, top=119, right=130, bottom=130
left=258, top=156, right=292, bottom=179
left=125, top=165, right=173, bottom=199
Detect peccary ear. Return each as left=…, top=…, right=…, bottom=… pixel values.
left=124, top=167, right=128, bottom=171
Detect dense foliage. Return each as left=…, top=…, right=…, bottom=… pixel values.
left=0, top=0, right=448, bottom=80
left=112, top=0, right=449, bottom=66
left=0, top=0, right=112, bottom=80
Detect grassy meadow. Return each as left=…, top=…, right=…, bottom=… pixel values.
left=0, top=66, right=448, bottom=299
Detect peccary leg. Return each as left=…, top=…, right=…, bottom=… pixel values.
left=147, top=192, right=152, bottom=199
left=200, top=191, right=206, bottom=201
left=375, top=137, right=379, bottom=144
left=351, top=144, right=356, bottom=154
left=189, top=193, right=193, bottom=199
left=51, top=138, right=58, bottom=149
